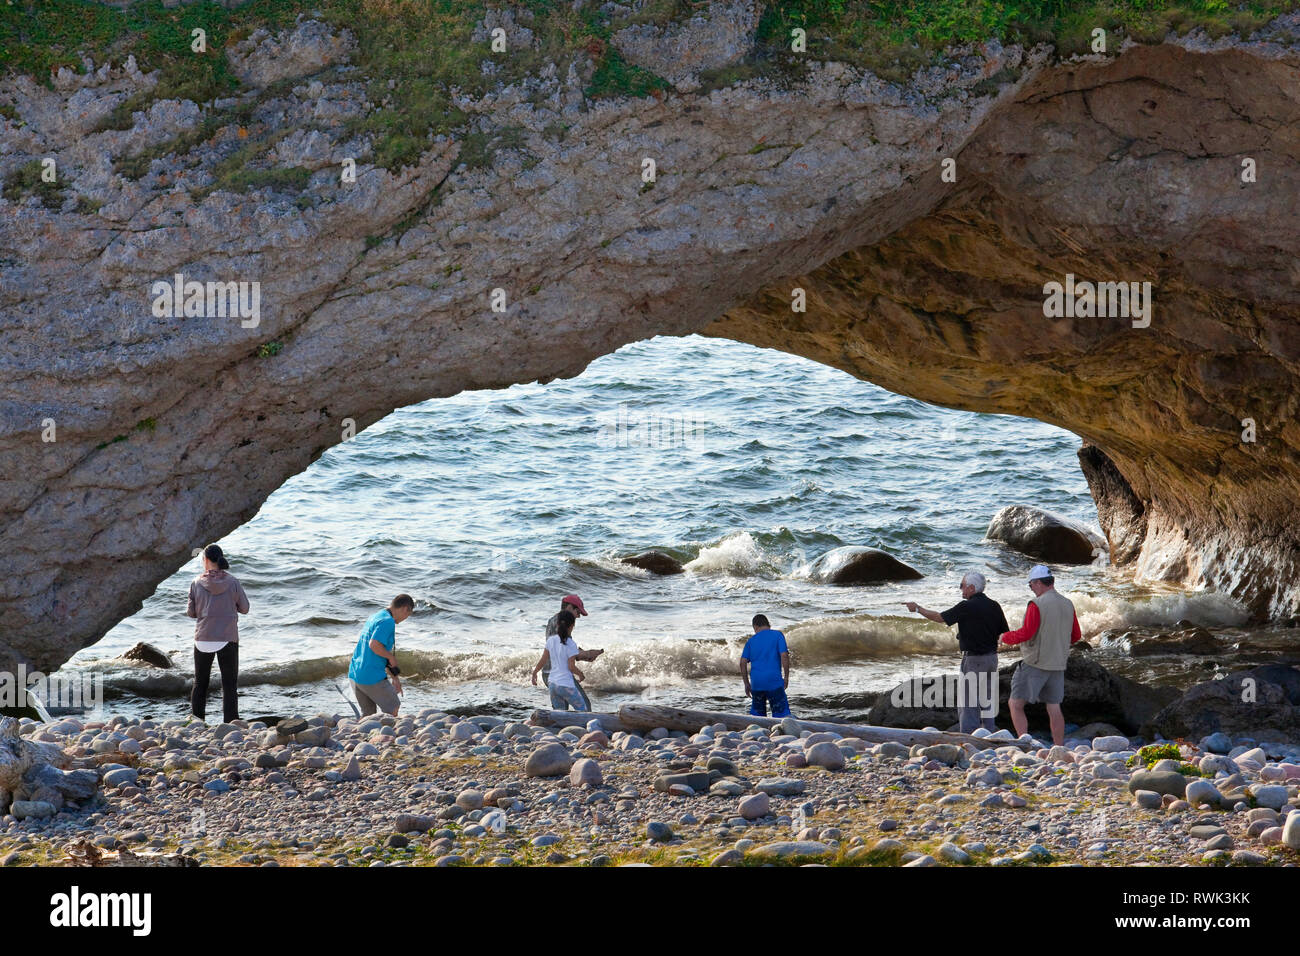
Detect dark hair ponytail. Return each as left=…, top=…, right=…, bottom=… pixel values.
left=204, top=544, right=229, bottom=571
left=555, top=609, right=575, bottom=643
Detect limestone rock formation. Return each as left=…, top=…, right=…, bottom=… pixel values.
left=227, top=21, right=356, bottom=88
left=612, top=0, right=761, bottom=91
left=2, top=10, right=1300, bottom=672
left=711, top=36, right=1300, bottom=623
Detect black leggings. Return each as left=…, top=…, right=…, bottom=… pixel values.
left=192, top=643, right=239, bottom=723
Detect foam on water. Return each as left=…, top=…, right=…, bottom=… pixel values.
left=683, top=531, right=771, bottom=576
left=1070, top=589, right=1250, bottom=633
left=77, top=589, right=1258, bottom=705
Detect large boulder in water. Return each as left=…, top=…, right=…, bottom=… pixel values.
left=1145, top=665, right=1300, bottom=740
left=808, top=547, right=922, bottom=585
left=116, top=642, right=172, bottom=669
left=867, top=646, right=1176, bottom=736
left=621, top=551, right=685, bottom=575
left=986, top=506, right=1106, bottom=564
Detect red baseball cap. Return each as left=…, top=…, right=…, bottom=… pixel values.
left=562, top=594, right=588, bottom=616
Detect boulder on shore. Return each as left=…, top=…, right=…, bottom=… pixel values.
left=747, top=841, right=832, bottom=861
left=620, top=551, right=685, bottom=575
left=808, top=547, right=922, bottom=585
left=867, top=646, right=1177, bottom=736
left=1144, top=664, right=1300, bottom=740
left=525, top=743, right=573, bottom=778
left=1127, top=770, right=1188, bottom=798
left=805, top=741, right=846, bottom=770
left=986, top=505, right=1106, bottom=564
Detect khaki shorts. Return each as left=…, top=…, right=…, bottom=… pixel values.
left=1010, top=663, right=1065, bottom=705
left=351, top=678, right=400, bottom=716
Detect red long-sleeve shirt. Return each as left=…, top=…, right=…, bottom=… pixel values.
left=1000, top=601, right=1082, bottom=646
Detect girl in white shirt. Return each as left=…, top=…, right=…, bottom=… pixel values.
left=531, top=610, right=586, bottom=711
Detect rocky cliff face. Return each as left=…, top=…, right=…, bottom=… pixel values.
left=2, top=8, right=1299, bottom=671
left=710, top=36, right=1300, bottom=622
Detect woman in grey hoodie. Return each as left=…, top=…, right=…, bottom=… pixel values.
left=186, top=544, right=250, bottom=722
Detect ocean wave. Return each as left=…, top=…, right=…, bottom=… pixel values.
left=73, top=616, right=958, bottom=700
left=785, top=615, right=957, bottom=661
left=684, top=532, right=774, bottom=576
left=1070, top=590, right=1250, bottom=633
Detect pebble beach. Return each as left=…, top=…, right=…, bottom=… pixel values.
left=3, top=710, right=1300, bottom=868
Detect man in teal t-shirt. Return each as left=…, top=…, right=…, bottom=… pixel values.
left=741, top=613, right=791, bottom=718
left=349, top=594, right=414, bottom=716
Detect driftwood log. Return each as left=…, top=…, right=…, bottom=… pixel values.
left=0, top=717, right=99, bottom=815
left=528, top=710, right=630, bottom=734
left=64, top=840, right=198, bottom=867
left=528, top=704, right=1032, bottom=750
left=615, top=703, right=1032, bottom=750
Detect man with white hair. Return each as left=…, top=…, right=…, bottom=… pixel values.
left=904, top=571, right=1008, bottom=733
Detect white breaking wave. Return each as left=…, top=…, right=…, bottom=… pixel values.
left=786, top=615, right=957, bottom=661
left=684, top=531, right=769, bottom=575
left=1064, top=589, right=1249, bottom=634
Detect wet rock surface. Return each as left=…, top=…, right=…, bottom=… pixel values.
left=985, top=506, right=1106, bottom=565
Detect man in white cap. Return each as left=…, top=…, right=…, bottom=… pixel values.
left=999, top=565, right=1082, bottom=745
left=543, top=594, right=603, bottom=710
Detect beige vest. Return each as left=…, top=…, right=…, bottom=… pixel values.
left=1020, top=588, right=1075, bottom=671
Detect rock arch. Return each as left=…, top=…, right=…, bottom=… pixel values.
left=2, top=32, right=1299, bottom=672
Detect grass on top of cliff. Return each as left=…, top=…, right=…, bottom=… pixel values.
left=4, top=0, right=1300, bottom=172
left=752, top=0, right=1300, bottom=67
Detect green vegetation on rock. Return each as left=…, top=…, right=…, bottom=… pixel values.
left=3, top=0, right=1300, bottom=179
left=1128, top=743, right=1182, bottom=769
left=2, top=158, right=66, bottom=209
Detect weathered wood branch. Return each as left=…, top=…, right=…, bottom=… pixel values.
left=527, top=710, right=630, bottom=734
left=615, top=703, right=1032, bottom=750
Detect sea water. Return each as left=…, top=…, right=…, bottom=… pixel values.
left=67, top=336, right=1273, bottom=721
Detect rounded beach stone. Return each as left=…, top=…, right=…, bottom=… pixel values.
left=1092, top=735, right=1130, bottom=753
left=646, top=821, right=673, bottom=842
left=1184, top=779, right=1221, bottom=808
left=525, top=743, right=573, bottom=777
left=805, top=741, right=845, bottom=770
left=738, top=793, right=769, bottom=820
left=568, top=758, right=602, bottom=788
left=1133, top=790, right=1162, bottom=810
left=1250, top=784, right=1288, bottom=811
left=1283, top=812, right=1300, bottom=850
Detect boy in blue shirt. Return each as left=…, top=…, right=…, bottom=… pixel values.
left=741, top=613, right=791, bottom=718
left=349, top=594, right=414, bottom=716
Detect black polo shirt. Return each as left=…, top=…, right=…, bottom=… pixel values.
left=940, top=592, right=1009, bottom=655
